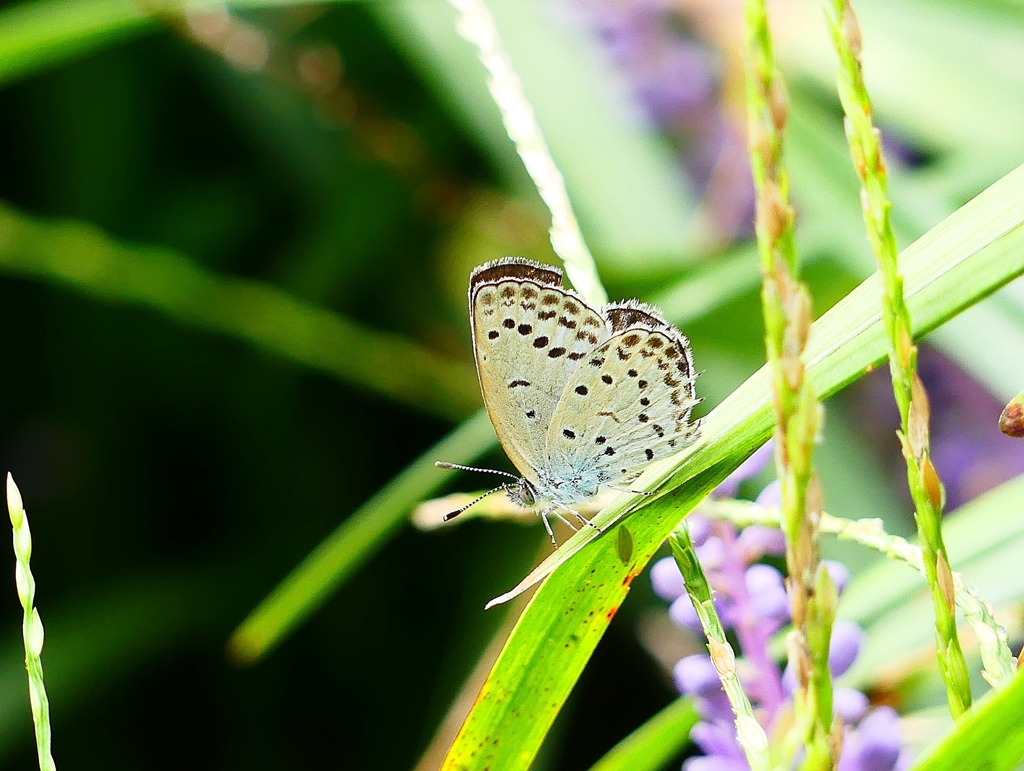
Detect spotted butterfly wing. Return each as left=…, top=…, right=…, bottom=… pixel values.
left=470, top=258, right=608, bottom=486
left=544, top=301, right=699, bottom=498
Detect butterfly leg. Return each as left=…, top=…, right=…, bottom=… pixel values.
left=538, top=507, right=559, bottom=548
left=607, top=485, right=656, bottom=497
left=550, top=508, right=580, bottom=533
left=552, top=501, right=601, bottom=533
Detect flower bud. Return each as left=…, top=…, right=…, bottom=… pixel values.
left=696, top=536, right=726, bottom=570
left=754, top=479, right=781, bottom=509
left=713, top=440, right=774, bottom=499
left=739, top=525, right=786, bottom=559
left=668, top=594, right=703, bottom=634
left=673, top=654, right=722, bottom=698
left=824, top=560, right=851, bottom=595
left=830, top=620, right=864, bottom=678
left=834, top=687, right=869, bottom=724
left=746, top=564, right=790, bottom=623
left=650, top=557, right=686, bottom=602
left=839, top=707, right=901, bottom=771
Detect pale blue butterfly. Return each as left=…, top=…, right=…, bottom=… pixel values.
left=438, top=258, right=700, bottom=546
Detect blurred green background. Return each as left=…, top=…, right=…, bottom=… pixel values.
left=1, top=0, right=1023, bottom=768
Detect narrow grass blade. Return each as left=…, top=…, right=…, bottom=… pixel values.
left=440, top=162, right=1024, bottom=771
left=0, top=202, right=478, bottom=420
left=228, top=410, right=495, bottom=663
left=0, top=0, right=359, bottom=86
left=906, top=668, right=1024, bottom=771
left=586, top=698, right=697, bottom=771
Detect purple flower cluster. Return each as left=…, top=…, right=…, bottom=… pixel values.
left=573, top=0, right=754, bottom=238
left=651, top=451, right=910, bottom=770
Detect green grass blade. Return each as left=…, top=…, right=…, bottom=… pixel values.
left=0, top=202, right=478, bottom=420
left=440, top=162, right=1024, bottom=771
left=227, top=410, right=495, bottom=663
left=0, top=0, right=359, bottom=87
left=906, top=669, right=1024, bottom=771
left=586, top=698, right=697, bottom=771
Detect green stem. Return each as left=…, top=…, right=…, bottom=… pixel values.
left=669, top=524, right=770, bottom=771
left=446, top=0, right=607, bottom=306
left=7, top=474, right=57, bottom=771
left=702, top=498, right=1016, bottom=689
left=743, top=0, right=837, bottom=765
left=822, top=0, right=972, bottom=717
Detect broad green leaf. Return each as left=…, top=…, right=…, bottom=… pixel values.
left=907, top=668, right=1024, bottom=771
left=228, top=410, right=496, bottom=663
left=587, top=698, right=697, bottom=771
left=0, top=201, right=479, bottom=420
left=440, top=162, right=1024, bottom=771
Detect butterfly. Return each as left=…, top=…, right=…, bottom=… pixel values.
left=438, top=257, right=700, bottom=545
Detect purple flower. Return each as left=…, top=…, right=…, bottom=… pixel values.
left=674, top=654, right=722, bottom=698
left=651, top=556, right=686, bottom=602
left=714, top=440, right=774, bottom=498
left=834, top=688, right=870, bottom=724
left=690, top=719, right=745, bottom=760
left=838, top=707, right=903, bottom=771
left=745, top=564, right=790, bottom=625
left=668, top=593, right=703, bottom=634
left=754, top=479, right=781, bottom=508
left=651, top=476, right=909, bottom=770
left=829, top=620, right=864, bottom=678
left=737, top=525, right=787, bottom=559
left=684, top=758, right=749, bottom=771
left=825, top=560, right=852, bottom=595
left=688, top=516, right=712, bottom=546
left=695, top=536, right=727, bottom=569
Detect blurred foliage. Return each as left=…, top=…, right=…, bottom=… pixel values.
left=0, top=0, right=1022, bottom=769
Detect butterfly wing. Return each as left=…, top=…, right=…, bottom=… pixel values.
left=544, top=301, right=699, bottom=499
left=470, top=258, right=609, bottom=484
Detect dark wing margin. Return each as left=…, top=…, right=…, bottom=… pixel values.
left=470, top=257, right=563, bottom=294
left=603, top=299, right=666, bottom=332
left=604, top=300, right=695, bottom=382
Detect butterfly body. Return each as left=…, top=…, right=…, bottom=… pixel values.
left=452, top=257, right=700, bottom=542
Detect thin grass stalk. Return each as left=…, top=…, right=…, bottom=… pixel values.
left=669, top=524, right=770, bottom=771
left=822, top=0, right=972, bottom=716
left=702, top=498, right=1017, bottom=689
left=742, top=1, right=838, bottom=766
left=7, top=474, right=57, bottom=771
left=445, top=0, right=607, bottom=306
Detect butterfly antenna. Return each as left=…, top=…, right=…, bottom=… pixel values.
left=442, top=484, right=508, bottom=522
left=435, top=461, right=520, bottom=481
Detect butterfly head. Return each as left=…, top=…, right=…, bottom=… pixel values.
left=504, top=476, right=537, bottom=508
left=434, top=461, right=538, bottom=521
